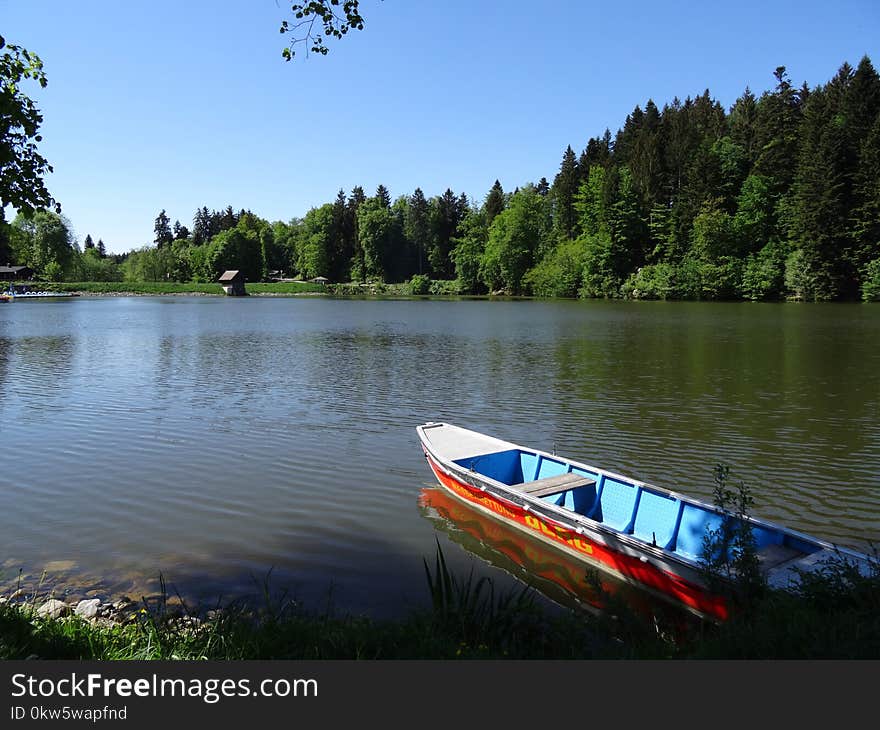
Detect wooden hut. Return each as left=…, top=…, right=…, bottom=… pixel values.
left=218, top=270, right=246, bottom=296
left=0, top=265, right=34, bottom=282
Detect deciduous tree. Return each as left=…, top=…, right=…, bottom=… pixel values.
left=0, top=37, right=59, bottom=216
left=280, top=1, right=369, bottom=61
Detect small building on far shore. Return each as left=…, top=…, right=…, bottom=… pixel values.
left=218, top=270, right=246, bottom=296
left=0, top=265, right=34, bottom=282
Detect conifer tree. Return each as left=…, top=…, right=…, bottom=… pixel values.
left=347, top=186, right=366, bottom=281
left=219, top=205, right=238, bottom=232
left=630, top=99, right=663, bottom=210
left=483, top=180, right=505, bottom=226
left=172, top=220, right=190, bottom=240
left=789, top=85, right=849, bottom=299
left=330, top=188, right=350, bottom=282
left=753, top=66, right=802, bottom=197
left=613, top=106, right=645, bottom=166
left=428, top=188, right=465, bottom=279
left=375, top=184, right=391, bottom=208
left=582, top=131, right=612, bottom=171
left=851, top=114, right=880, bottom=286
left=405, top=187, right=431, bottom=275
left=550, top=145, right=579, bottom=240
left=729, top=87, right=759, bottom=169
left=153, top=209, right=172, bottom=249
left=192, top=206, right=211, bottom=245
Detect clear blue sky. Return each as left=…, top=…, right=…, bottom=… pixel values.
left=4, top=0, right=879, bottom=254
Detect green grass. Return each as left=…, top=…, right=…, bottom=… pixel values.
left=0, top=548, right=674, bottom=660
left=53, top=281, right=328, bottom=295
left=5, top=544, right=878, bottom=660
left=34, top=279, right=472, bottom=297
left=0, top=587, right=633, bottom=660
left=55, top=281, right=225, bottom=295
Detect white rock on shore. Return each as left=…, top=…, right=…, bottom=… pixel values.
left=37, top=599, right=69, bottom=619
left=75, top=598, right=101, bottom=619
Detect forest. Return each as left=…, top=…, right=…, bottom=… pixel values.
left=3, top=55, right=879, bottom=301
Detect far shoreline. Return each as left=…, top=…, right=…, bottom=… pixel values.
left=7, top=279, right=875, bottom=303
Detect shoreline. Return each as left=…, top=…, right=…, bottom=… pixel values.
left=0, top=567, right=195, bottom=630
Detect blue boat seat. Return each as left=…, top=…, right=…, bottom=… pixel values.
left=519, top=451, right=540, bottom=482
left=632, top=490, right=683, bottom=549
left=672, top=504, right=727, bottom=561
left=591, top=478, right=639, bottom=532
left=534, top=456, right=569, bottom=480
left=541, top=481, right=599, bottom=513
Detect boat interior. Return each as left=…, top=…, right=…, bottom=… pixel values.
left=453, top=448, right=820, bottom=566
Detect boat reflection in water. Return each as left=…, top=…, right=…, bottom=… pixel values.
left=418, top=486, right=694, bottom=627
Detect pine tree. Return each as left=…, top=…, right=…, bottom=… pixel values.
left=843, top=57, right=880, bottom=150
left=428, top=188, right=465, bottom=279
left=172, top=220, right=190, bottom=240
left=192, top=206, right=211, bottom=245
left=329, top=188, right=350, bottom=282
left=388, top=196, right=414, bottom=281
left=84, top=233, right=95, bottom=250
left=841, top=57, right=880, bottom=292
left=788, top=85, right=849, bottom=299
left=405, top=188, right=431, bottom=275
left=153, top=210, right=172, bottom=248
left=550, top=145, right=579, bottom=240
left=753, top=66, right=802, bottom=197
left=347, top=186, right=366, bottom=281
left=582, top=130, right=612, bottom=171
left=483, top=180, right=505, bottom=226
left=375, top=184, right=391, bottom=208
left=630, top=99, right=664, bottom=210
left=219, top=205, right=238, bottom=232
left=607, top=166, right=648, bottom=274
left=851, top=113, right=880, bottom=288
left=613, top=106, right=645, bottom=165
left=729, top=87, right=759, bottom=169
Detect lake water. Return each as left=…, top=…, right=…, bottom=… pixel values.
left=1, top=295, right=878, bottom=617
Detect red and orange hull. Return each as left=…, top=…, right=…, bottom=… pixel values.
left=423, top=452, right=729, bottom=621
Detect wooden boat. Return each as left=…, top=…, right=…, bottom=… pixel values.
left=417, top=422, right=877, bottom=620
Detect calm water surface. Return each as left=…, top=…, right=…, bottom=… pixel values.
left=1, top=296, right=878, bottom=616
